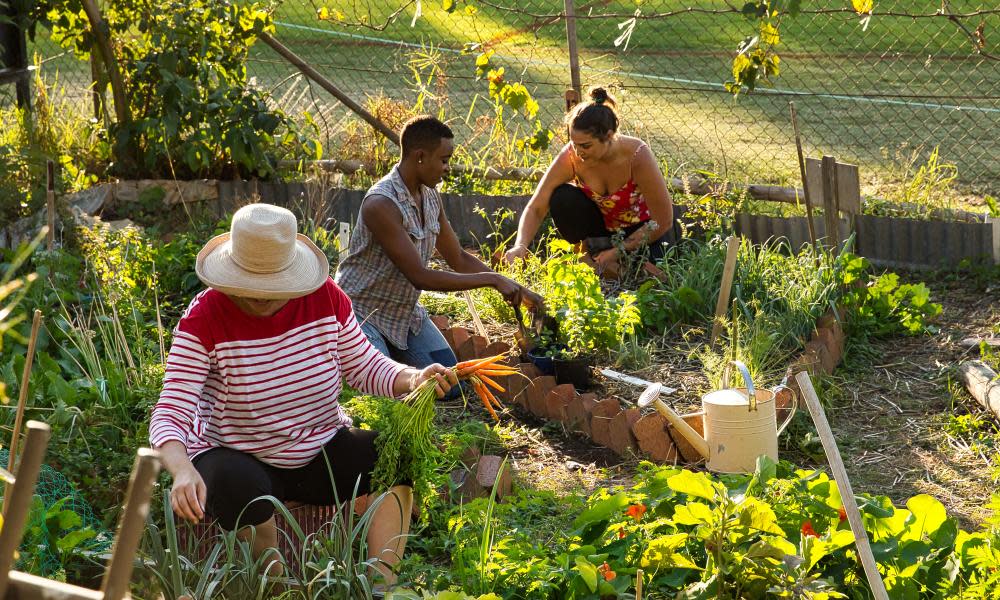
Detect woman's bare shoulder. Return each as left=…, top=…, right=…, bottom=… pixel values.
left=618, top=134, right=649, bottom=153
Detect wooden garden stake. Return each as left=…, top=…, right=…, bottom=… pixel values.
left=463, top=291, right=490, bottom=342
left=100, top=448, right=161, bottom=600
left=0, top=422, right=51, bottom=596
left=635, top=568, right=643, bottom=600
left=789, top=102, right=819, bottom=252
left=45, top=161, right=55, bottom=250
left=795, top=371, right=889, bottom=600
left=709, top=236, right=740, bottom=347
left=3, top=309, right=43, bottom=514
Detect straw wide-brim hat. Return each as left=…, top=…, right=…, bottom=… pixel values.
left=195, top=203, right=329, bottom=300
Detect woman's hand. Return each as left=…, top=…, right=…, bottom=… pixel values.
left=171, top=464, right=207, bottom=523
left=593, top=248, right=620, bottom=269
left=411, top=363, right=459, bottom=398
left=503, top=244, right=529, bottom=264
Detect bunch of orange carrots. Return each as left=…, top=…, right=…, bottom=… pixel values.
left=454, top=354, right=518, bottom=421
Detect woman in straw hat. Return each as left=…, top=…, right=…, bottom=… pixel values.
left=149, top=203, right=456, bottom=584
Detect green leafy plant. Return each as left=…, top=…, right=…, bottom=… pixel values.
left=37, top=0, right=321, bottom=179
left=542, top=240, right=641, bottom=359
left=423, top=458, right=1000, bottom=598
left=728, top=1, right=874, bottom=96
left=838, top=253, right=942, bottom=336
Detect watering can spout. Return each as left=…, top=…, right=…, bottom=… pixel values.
left=637, top=383, right=711, bottom=461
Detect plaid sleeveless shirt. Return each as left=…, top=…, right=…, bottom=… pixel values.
left=335, top=166, right=442, bottom=349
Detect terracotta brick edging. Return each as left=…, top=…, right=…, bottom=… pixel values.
left=431, top=305, right=848, bottom=466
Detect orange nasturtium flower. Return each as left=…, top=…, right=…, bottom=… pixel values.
left=801, top=520, right=819, bottom=538
left=626, top=503, right=647, bottom=521
left=838, top=506, right=848, bottom=522
left=598, top=561, right=616, bottom=581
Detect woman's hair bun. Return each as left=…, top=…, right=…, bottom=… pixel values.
left=589, top=87, right=610, bottom=104
left=565, top=85, right=619, bottom=140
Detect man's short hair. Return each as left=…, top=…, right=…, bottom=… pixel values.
left=400, top=115, right=454, bottom=157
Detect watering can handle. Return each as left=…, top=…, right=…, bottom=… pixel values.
left=773, top=384, right=798, bottom=436
left=721, top=360, right=757, bottom=411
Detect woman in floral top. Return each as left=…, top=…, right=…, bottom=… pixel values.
left=504, top=86, right=675, bottom=277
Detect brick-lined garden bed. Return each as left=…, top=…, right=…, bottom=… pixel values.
left=433, top=307, right=849, bottom=466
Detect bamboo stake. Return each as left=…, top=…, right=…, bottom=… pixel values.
left=795, top=371, right=889, bottom=600
left=789, top=102, right=819, bottom=252
left=709, top=236, right=740, bottom=347
left=3, top=310, right=43, bottom=514
left=463, top=291, right=490, bottom=342
left=258, top=32, right=400, bottom=146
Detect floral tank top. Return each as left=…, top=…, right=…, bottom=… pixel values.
left=573, top=143, right=651, bottom=231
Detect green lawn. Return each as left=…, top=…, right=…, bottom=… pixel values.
left=24, top=0, right=1000, bottom=193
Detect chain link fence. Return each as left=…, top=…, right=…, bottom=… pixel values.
left=16, top=1, right=1000, bottom=193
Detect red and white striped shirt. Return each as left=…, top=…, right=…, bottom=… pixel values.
left=149, top=278, right=405, bottom=468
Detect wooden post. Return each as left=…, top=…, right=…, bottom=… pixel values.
left=563, top=0, right=582, bottom=101
left=635, top=567, right=643, bottom=600
left=0, top=0, right=31, bottom=110
left=0, top=422, right=51, bottom=596
left=789, top=102, right=818, bottom=252
left=795, top=372, right=889, bottom=600
left=46, top=161, right=55, bottom=250
left=958, top=361, right=1000, bottom=420
left=99, top=448, right=161, bottom=600
left=564, top=88, right=580, bottom=113
left=821, top=155, right=841, bottom=252
left=4, top=309, right=42, bottom=515
left=258, top=32, right=400, bottom=147
left=710, top=236, right=740, bottom=347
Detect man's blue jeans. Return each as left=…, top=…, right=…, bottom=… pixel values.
left=359, top=314, right=462, bottom=399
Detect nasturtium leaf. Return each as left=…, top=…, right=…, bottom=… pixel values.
left=905, top=494, right=947, bottom=541
left=642, top=534, right=697, bottom=569
left=673, top=502, right=715, bottom=526
left=574, top=556, right=598, bottom=592
left=739, top=498, right=784, bottom=534
left=573, top=493, right=630, bottom=528
left=668, top=471, right=717, bottom=501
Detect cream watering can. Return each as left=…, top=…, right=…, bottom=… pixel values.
left=637, top=361, right=796, bottom=473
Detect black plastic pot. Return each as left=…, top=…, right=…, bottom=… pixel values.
left=554, top=355, right=592, bottom=390
left=526, top=344, right=566, bottom=376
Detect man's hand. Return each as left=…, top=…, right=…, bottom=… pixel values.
left=171, top=464, right=207, bottom=523
left=502, top=244, right=529, bottom=264
left=491, top=274, right=523, bottom=305
left=519, top=287, right=544, bottom=311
